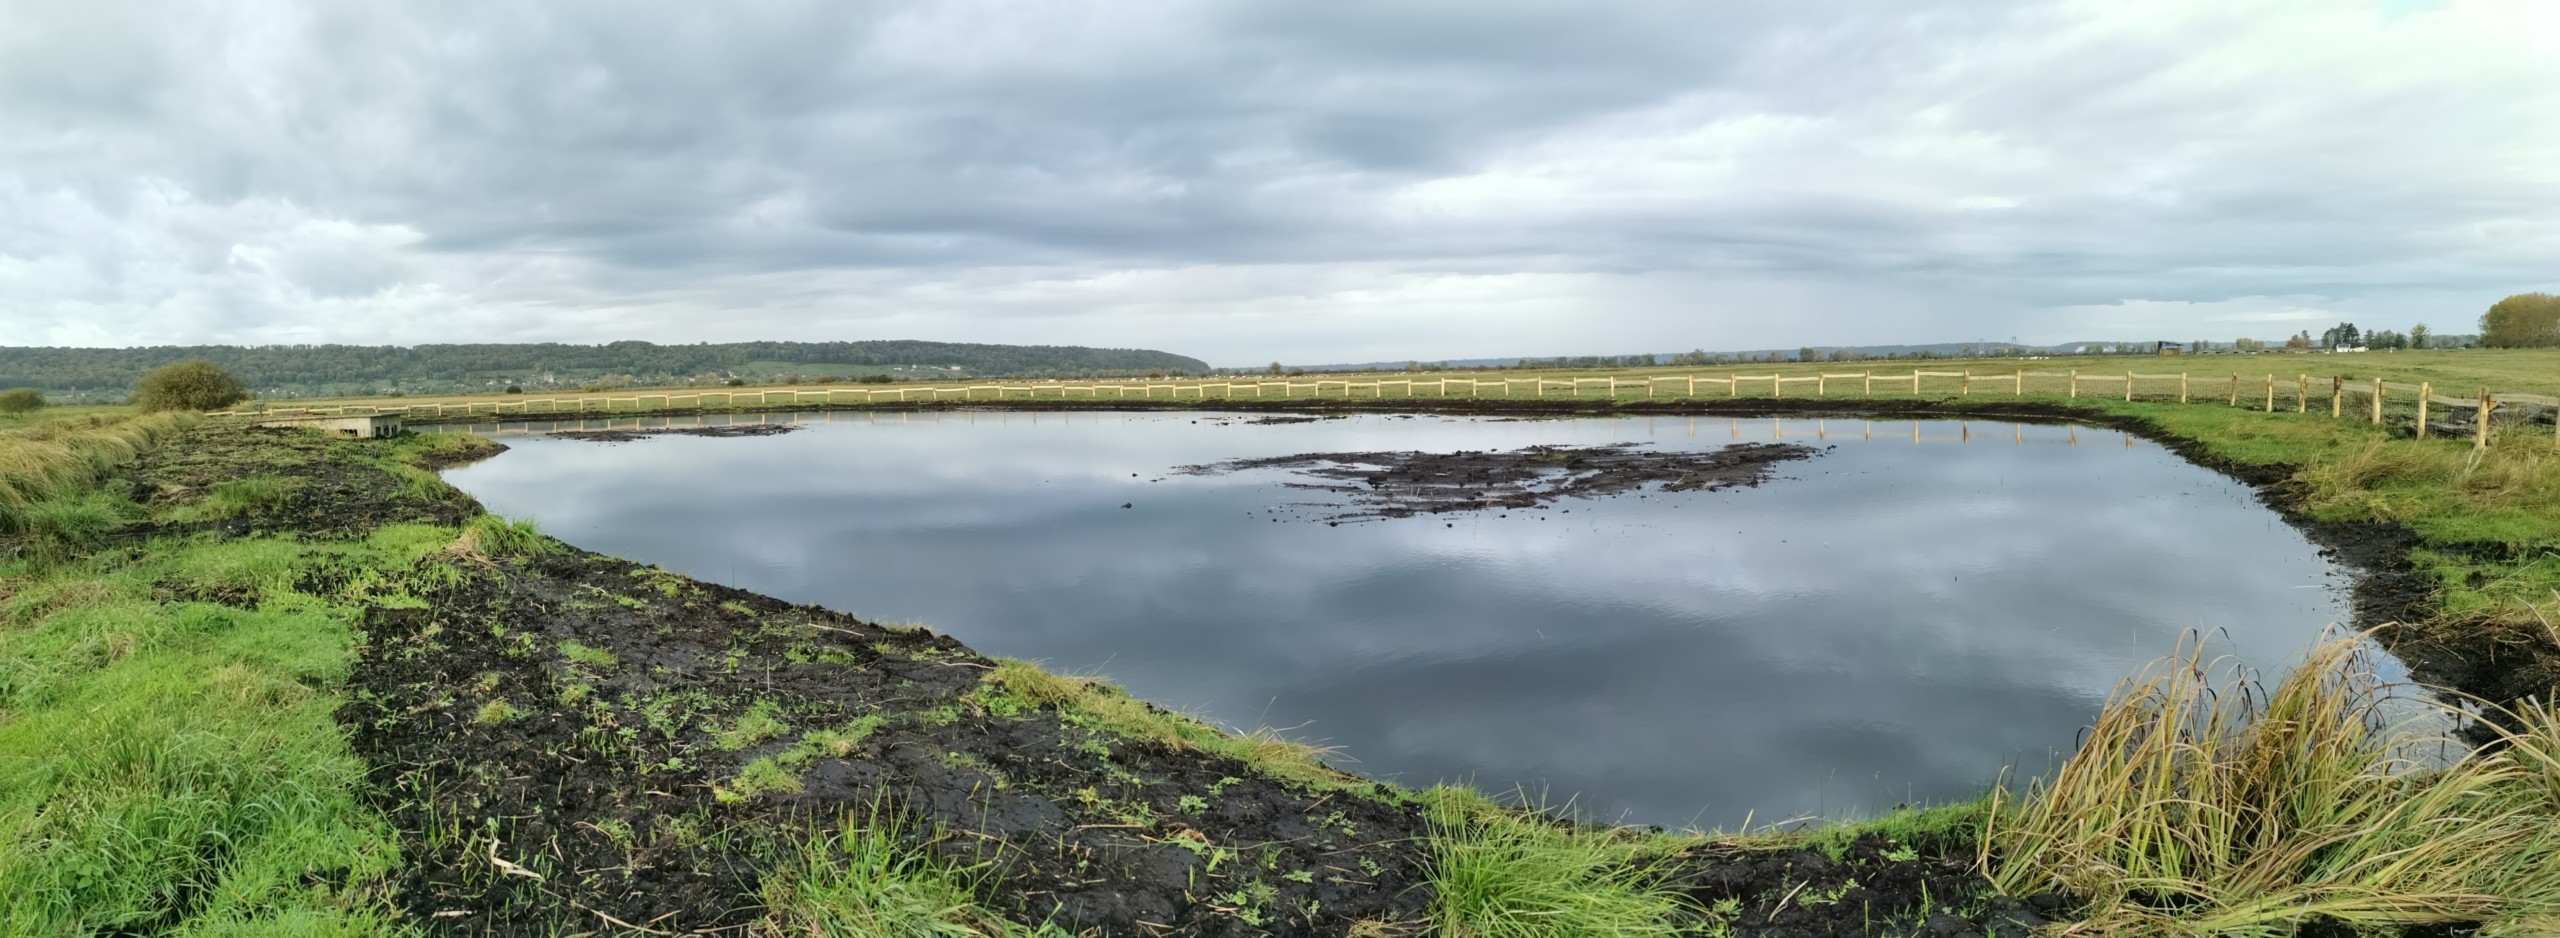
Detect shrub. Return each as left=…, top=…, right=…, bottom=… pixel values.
left=131, top=361, right=248, bottom=412
left=856, top=374, right=895, bottom=384
left=727, top=378, right=748, bottom=387
left=0, top=388, right=43, bottom=415
left=2481, top=293, right=2560, bottom=348
left=503, top=385, right=524, bottom=394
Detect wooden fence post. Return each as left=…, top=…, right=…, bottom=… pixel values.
left=2297, top=375, right=2308, bottom=413
left=2372, top=377, right=2383, bottom=424
left=1774, top=375, right=1783, bottom=399
left=2264, top=374, right=2275, bottom=413
left=1960, top=369, right=1969, bottom=397
left=2015, top=370, right=2023, bottom=396
left=2229, top=374, right=2239, bottom=407
left=1865, top=371, right=1874, bottom=395
left=2477, top=389, right=2493, bottom=450
left=2180, top=372, right=2189, bottom=403
left=2331, top=377, right=2342, bottom=418
left=2069, top=370, right=2078, bottom=399
left=2417, top=382, right=2430, bottom=438
left=1819, top=373, right=1828, bottom=396
left=2123, top=372, right=2133, bottom=402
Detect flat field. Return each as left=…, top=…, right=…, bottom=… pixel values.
left=246, top=348, right=2560, bottom=417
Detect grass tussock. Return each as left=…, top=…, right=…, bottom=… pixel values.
left=5, top=490, right=143, bottom=566
left=448, top=514, right=557, bottom=563
left=758, top=810, right=1066, bottom=938
left=0, top=413, right=188, bottom=536
left=1421, top=787, right=1697, bottom=938
left=978, top=658, right=1357, bottom=790
left=175, top=476, right=301, bottom=521
left=1984, top=631, right=2560, bottom=936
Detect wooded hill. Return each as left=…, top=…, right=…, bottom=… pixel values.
left=0, top=341, right=1212, bottom=398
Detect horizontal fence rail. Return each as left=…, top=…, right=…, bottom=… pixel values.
left=218, top=369, right=2560, bottom=449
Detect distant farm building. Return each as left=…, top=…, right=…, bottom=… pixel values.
left=255, top=411, right=405, bottom=438
left=2157, top=341, right=2184, bottom=356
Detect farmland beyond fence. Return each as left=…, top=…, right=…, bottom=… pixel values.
left=220, top=369, right=2560, bottom=448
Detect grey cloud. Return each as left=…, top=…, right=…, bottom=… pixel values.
left=1, top=0, right=2553, bottom=357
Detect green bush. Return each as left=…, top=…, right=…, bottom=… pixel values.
left=130, top=361, right=248, bottom=412
left=0, top=388, right=44, bottom=415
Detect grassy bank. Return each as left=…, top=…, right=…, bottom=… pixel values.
left=7, top=392, right=2559, bottom=936
left=0, top=421, right=494, bottom=933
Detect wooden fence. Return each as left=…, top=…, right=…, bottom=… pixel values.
left=220, top=370, right=2560, bottom=449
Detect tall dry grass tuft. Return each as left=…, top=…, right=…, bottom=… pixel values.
left=0, top=414, right=189, bottom=535
left=1985, top=631, right=2560, bottom=936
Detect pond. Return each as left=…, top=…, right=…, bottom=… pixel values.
left=439, top=410, right=2362, bottom=830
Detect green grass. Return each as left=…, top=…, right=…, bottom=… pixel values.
left=759, top=811, right=1070, bottom=937
left=176, top=476, right=300, bottom=521
left=0, top=419, right=496, bottom=934
left=272, top=348, right=2560, bottom=416
left=974, top=658, right=1361, bottom=792
left=0, top=526, right=458, bottom=934
left=559, top=640, right=619, bottom=670
left=1421, top=787, right=1699, bottom=938
left=450, top=514, right=556, bottom=562
left=0, top=412, right=189, bottom=536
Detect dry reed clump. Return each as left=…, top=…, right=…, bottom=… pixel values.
left=0, top=414, right=190, bottom=536
left=1984, top=631, right=2560, bottom=937
left=445, top=515, right=557, bottom=564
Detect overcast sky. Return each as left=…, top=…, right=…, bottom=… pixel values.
left=2, top=0, right=2554, bottom=364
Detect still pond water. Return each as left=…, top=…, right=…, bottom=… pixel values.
left=441, top=411, right=2359, bottom=829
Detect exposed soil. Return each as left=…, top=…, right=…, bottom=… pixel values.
left=552, top=424, right=802, bottom=443
left=123, top=424, right=494, bottom=537
left=343, top=546, right=1441, bottom=936
left=1180, top=442, right=1818, bottom=521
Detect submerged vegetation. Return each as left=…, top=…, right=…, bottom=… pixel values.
left=6, top=377, right=2560, bottom=934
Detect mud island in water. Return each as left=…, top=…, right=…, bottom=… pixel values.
left=1177, top=441, right=1818, bottom=521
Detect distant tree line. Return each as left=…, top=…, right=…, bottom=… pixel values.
left=0, top=341, right=1212, bottom=398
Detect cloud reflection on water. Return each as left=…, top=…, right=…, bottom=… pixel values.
left=443, top=412, right=2349, bottom=828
